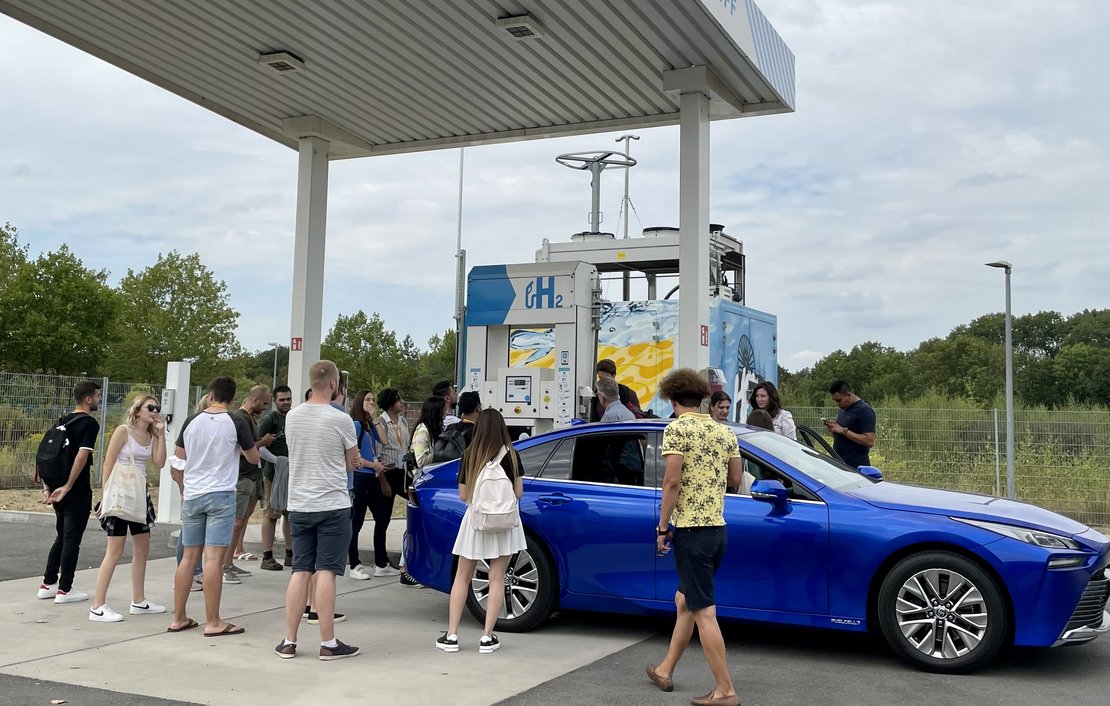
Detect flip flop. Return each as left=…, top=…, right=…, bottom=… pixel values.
left=235, top=552, right=258, bottom=561
left=167, top=618, right=199, bottom=633
left=204, top=623, right=245, bottom=637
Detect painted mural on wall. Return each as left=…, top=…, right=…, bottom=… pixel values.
left=508, top=299, right=776, bottom=421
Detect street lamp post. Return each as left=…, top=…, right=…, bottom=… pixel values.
left=268, top=341, right=281, bottom=393
left=615, top=133, right=639, bottom=300
left=985, top=262, right=1014, bottom=499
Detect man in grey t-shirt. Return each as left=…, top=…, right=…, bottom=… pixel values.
left=275, top=360, right=361, bottom=661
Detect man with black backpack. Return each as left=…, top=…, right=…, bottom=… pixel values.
left=431, top=391, right=481, bottom=464
left=36, top=380, right=102, bottom=604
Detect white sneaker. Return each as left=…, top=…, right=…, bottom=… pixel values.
left=37, top=582, right=58, bottom=599
left=55, top=589, right=89, bottom=604
left=130, top=600, right=166, bottom=615
left=349, top=565, right=372, bottom=581
left=89, top=604, right=124, bottom=622
left=373, top=565, right=402, bottom=577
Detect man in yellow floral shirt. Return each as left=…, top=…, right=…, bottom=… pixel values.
left=645, top=369, right=743, bottom=706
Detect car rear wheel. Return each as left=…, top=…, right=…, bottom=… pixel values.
left=465, top=533, right=557, bottom=632
left=877, top=551, right=1008, bottom=674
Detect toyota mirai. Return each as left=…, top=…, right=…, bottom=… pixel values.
left=405, top=419, right=1110, bottom=673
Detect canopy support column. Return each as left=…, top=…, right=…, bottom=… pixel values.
left=288, top=136, right=329, bottom=398
left=677, top=88, right=711, bottom=374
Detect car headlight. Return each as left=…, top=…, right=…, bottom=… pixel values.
left=953, top=517, right=1082, bottom=550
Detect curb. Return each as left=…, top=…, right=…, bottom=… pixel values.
left=0, top=510, right=57, bottom=526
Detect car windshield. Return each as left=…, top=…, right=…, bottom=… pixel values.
left=741, top=430, right=875, bottom=491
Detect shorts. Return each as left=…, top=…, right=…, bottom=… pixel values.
left=673, top=525, right=727, bottom=612
left=181, top=491, right=236, bottom=548
left=260, top=477, right=286, bottom=520
left=235, top=476, right=263, bottom=519
left=100, top=495, right=156, bottom=537
left=289, top=509, right=352, bottom=576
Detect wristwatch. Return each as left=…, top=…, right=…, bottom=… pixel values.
left=657, top=526, right=670, bottom=536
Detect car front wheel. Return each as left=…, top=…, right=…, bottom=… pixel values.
left=465, top=533, right=557, bottom=632
left=877, top=551, right=1008, bottom=673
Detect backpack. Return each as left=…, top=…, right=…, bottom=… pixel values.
left=432, top=424, right=468, bottom=463
left=624, top=400, right=647, bottom=419
left=35, top=414, right=76, bottom=489
left=471, top=446, right=519, bottom=531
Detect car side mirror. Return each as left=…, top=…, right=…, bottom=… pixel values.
left=858, top=465, right=883, bottom=481
left=750, top=479, right=788, bottom=506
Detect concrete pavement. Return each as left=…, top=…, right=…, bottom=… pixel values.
left=0, top=512, right=651, bottom=706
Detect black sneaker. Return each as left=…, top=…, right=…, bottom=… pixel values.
left=319, top=639, right=360, bottom=661
left=306, top=612, right=346, bottom=625
left=479, top=634, right=500, bottom=654
left=436, top=632, right=459, bottom=653
left=274, top=640, right=296, bottom=659
left=399, top=572, right=421, bottom=587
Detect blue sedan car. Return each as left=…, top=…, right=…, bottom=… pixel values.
left=405, top=420, right=1110, bottom=673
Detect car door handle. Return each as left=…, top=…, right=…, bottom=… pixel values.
left=538, top=494, right=573, bottom=506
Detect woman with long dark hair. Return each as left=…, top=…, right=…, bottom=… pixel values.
left=411, top=396, right=446, bottom=471
left=347, top=390, right=395, bottom=580
left=749, top=381, right=796, bottom=440
left=436, top=409, right=525, bottom=655
left=709, top=391, right=732, bottom=423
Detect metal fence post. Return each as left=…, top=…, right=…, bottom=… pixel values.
left=999, top=406, right=1007, bottom=499
left=96, top=376, right=109, bottom=485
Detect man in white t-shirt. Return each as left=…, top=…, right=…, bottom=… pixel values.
left=274, top=360, right=361, bottom=661
left=170, top=376, right=259, bottom=636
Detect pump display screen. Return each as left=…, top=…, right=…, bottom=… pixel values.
left=505, top=375, right=532, bottom=404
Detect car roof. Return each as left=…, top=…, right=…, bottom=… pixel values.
left=520, top=418, right=761, bottom=444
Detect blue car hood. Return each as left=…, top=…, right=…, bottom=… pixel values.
left=845, top=481, right=1089, bottom=536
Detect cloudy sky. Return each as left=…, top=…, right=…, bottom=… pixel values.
left=2, top=1, right=1108, bottom=372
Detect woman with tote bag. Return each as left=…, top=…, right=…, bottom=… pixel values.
left=89, top=395, right=167, bottom=623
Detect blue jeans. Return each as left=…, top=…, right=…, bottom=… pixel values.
left=181, top=491, right=236, bottom=548
left=176, top=532, right=203, bottom=576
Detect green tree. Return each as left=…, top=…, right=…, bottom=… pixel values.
left=0, top=245, right=119, bottom=374
left=1053, top=344, right=1110, bottom=406
left=1064, top=309, right=1110, bottom=349
left=321, top=311, right=402, bottom=393
left=808, top=342, right=913, bottom=404
left=104, top=251, right=242, bottom=384
left=911, top=335, right=1004, bottom=403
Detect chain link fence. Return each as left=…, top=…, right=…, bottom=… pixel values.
left=0, top=371, right=203, bottom=488
left=3, top=373, right=1107, bottom=526
left=793, top=406, right=1110, bottom=528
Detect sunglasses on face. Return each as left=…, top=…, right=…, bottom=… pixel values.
left=145, top=404, right=161, bottom=413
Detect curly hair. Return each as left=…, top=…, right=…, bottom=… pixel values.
left=749, top=381, right=783, bottom=418
left=659, top=368, right=710, bottom=408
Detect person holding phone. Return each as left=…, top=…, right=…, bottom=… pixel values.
left=825, top=380, right=877, bottom=468
left=89, top=395, right=167, bottom=622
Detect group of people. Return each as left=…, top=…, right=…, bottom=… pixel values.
left=34, top=364, right=877, bottom=689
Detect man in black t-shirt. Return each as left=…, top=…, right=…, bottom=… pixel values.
left=825, top=380, right=877, bottom=468
left=38, top=380, right=102, bottom=604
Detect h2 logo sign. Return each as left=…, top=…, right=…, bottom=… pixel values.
left=524, top=276, right=564, bottom=309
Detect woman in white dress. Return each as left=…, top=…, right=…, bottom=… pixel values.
left=89, top=395, right=167, bottom=622
left=749, top=381, right=797, bottom=440
left=436, top=409, right=525, bottom=655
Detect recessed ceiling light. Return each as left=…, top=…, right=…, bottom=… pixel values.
left=496, top=14, right=544, bottom=41
left=258, top=51, right=305, bottom=74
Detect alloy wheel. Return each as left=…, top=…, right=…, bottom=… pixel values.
left=471, top=550, right=540, bottom=619
left=896, top=568, right=989, bottom=659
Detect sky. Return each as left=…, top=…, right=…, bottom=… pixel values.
left=2, top=0, right=1108, bottom=372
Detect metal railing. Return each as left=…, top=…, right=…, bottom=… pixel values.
left=0, top=371, right=201, bottom=488
left=792, top=406, right=1110, bottom=528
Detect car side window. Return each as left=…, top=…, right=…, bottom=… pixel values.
left=537, top=438, right=574, bottom=481
left=733, top=452, right=821, bottom=502
left=569, top=432, right=648, bottom=487
left=517, top=440, right=557, bottom=478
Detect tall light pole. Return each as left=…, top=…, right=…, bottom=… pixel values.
left=985, top=262, right=1014, bottom=499
left=268, top=341, right=281, bottom=394
left=615, top=133, right=639, bottom=300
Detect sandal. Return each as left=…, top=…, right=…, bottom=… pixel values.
left=204, top=623, right=245, bottom=637
left=234, top=552, right=258, bottom=561
left=167, top=618, right=199, bottom=633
